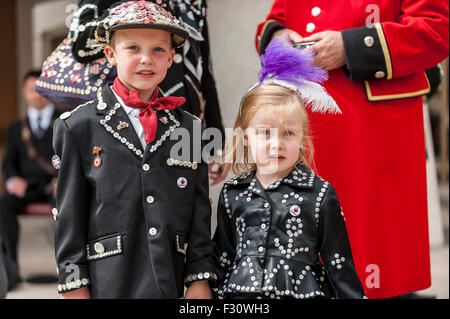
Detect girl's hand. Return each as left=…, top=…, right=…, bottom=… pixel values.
left=61, top=286, right=91, bottom=299
left=271, top=28, right=303, bottom=43
left=208, top=159, right=230, bottom=186
left=184, top=280, right=213, bottom=299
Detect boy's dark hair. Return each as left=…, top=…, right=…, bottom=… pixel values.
left=23, top=70, right=42, bottom=85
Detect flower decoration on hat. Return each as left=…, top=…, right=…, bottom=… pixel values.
left=95, top=1, right=190, bottom=49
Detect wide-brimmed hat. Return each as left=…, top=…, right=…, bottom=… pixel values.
left=95, top=1, right=189, bottom=48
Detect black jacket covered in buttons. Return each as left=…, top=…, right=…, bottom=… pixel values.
left=52, top=84, right=216, bottom=298
left=71, top=0, right=225, bottom=141
left=212, top=165, right=366, bottom=299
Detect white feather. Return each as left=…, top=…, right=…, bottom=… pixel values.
left=297, top=81, right=341, bottom=114
left=261, top=78, right=341, bottom=114
left=239, top=78, right=341, bottom=116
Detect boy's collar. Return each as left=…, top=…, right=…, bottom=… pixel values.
left=95, top=84, right=165, bottom=116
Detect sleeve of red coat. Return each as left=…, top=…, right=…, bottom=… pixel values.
left=342, top=0, right=449, bottom=81
left=255, top=0, right=287, bottom=55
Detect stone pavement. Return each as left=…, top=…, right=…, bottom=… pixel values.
left=5, top=185, right=449, bottom=299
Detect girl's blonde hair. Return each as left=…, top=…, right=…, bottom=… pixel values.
left=224, top=83, right=315, bottom=177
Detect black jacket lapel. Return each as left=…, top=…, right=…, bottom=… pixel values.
left=98, top=85, right=144, bottom=160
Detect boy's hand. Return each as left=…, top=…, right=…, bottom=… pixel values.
left=61, top=286, right=91, bottom=299
left=184, top=280, right=212, bottom=299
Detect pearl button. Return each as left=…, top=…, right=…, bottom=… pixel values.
left=149, top=227, right=157, bottom=236
left=375, top=71, right=386, bottom=79
left=60, top=112, right=72, bottom=120
left=311, top=7, right=321, bottom=16
left=306, top=23, right=316, bottom=33
left=264, top=203, right=270, bottom=208
left=364, top=36, right=375, bottom=47
left=147, top=196, right=154, bottom=204
left=174, top=53, right=183, bottom=64
left=261, top=223, right=267, bottom=229
left=142, top=164, right=150, bottom=171
left=258, top=246, right=264, bottom=252
left=94, top=242, right=105, bottom=254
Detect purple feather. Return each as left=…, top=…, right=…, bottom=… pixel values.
left=259, top=36, right=328, bottom=85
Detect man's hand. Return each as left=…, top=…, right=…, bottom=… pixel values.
left=184, top=280, right=213, bottom=299
left=301, top=30, right=346, bottom=71
left=61, top=286, right=91, bottom=299
left=272, top=28, right=303, bottom=43
left=6, top=177, right=28, bottom=198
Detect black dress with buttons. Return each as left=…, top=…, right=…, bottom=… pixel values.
left=212, top=166, right=366, bottom=299
left=52, top=84, right=216, bottom=298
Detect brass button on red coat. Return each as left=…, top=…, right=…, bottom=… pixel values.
left=311, top=7, right=321, bottom=16
left=306, top=23, right=316, bottom=33
left=375, top=71, right=386, bottom=79
left=364, top=36, right=375, bottom=47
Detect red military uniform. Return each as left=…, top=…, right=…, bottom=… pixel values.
left=256, top=0, right=449, bottom=298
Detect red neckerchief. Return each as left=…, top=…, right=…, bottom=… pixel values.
left=112, top=77, right=185, bottom=144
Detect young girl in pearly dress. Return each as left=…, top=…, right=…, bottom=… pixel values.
left=212, top=36, right=366, bottom=299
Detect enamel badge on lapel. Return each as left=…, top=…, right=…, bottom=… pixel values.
left=92, top=146, right=103, bottom=168
left=290, top=205, right=301, bottom=217
left=160, top=116, right=168, bottom=124
left=52, top=155, right=61, bottom=170
left=177, top=177, right=187, bottom=189
left=117, top=121, right=129, bottom=131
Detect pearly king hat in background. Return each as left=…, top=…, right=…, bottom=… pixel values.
left=95, top=1, right=190, bottom=48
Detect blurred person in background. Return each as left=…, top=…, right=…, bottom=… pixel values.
left=0, top=70, right=59, bottom=291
